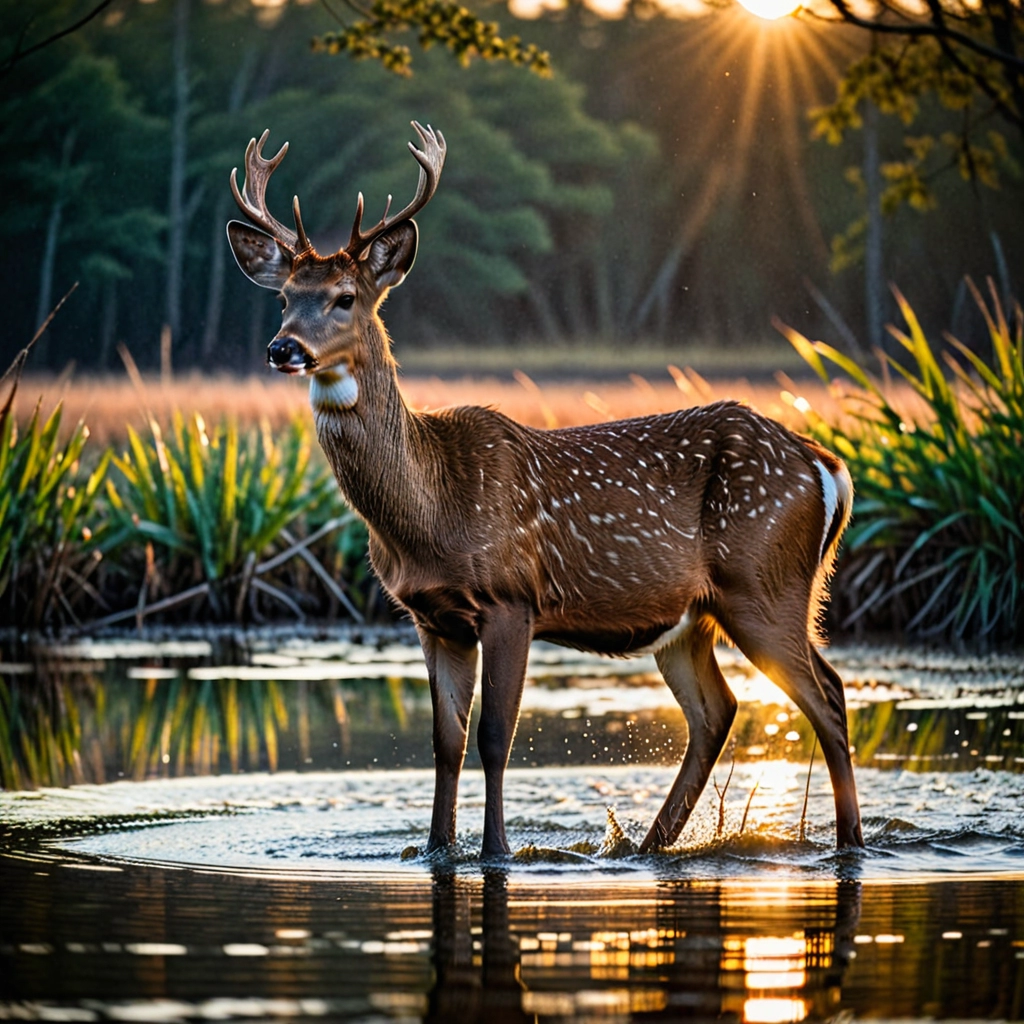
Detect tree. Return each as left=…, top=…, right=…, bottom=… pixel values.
left=813, top=0, right=1023, bottom=131
left=0, top=0, right=114, bottom=78
left=313, top=0, right=550, bottom=76
left=808, top=0, right=1022, bottom=217
left=1, top=0, right=1020, bottom=367
left=0, top=48, right=164, bottom=366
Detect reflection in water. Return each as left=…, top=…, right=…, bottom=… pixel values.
left=2, top=772, right=1024, bottom=1024
left=427, top=871, right=530, bottom=1024
left=2, top=639, right=1023, bottom=790
left=0, top=666, right=408, bottom=788
left=501, top=878, right=860, bottom=1021
left=2, top=639, right=1023, bottom=1022
left=3, top=835, right=1021, bottom=1023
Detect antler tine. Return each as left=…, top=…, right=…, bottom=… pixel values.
left=292, top=195, right=312, bottom=253
left=230, top=129, right=303, bottom=252
left=348, top=192, right=366, bottom=252
left=345, top=121, right=447, bottom=257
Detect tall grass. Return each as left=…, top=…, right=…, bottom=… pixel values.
left=0, top=398, right=110, bottom=628
left=781, top=281, right=1023, bottom=643
left=100, top=412, right=366, bottom=624
left=6, top=286, right=1020, bottom=641
left=1, top=342, right=369, bottom=628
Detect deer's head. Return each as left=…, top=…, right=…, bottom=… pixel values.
left=227, top=122, right=446, bottom=380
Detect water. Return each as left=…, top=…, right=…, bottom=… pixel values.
left=2, top=633, right=1023, bottom=1021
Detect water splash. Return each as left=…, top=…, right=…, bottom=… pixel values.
left=4, top=765, right=1022, bottom=883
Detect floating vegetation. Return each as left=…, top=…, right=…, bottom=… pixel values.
left=512, top=844, right=593, bottom=863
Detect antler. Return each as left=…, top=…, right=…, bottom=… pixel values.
left=345, top=121, right=447, bottom=258
left=230, top=129, right=313, bottom=254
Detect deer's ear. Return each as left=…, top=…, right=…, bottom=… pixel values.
left=227, top=221, right=293, bottom=289
left=364, top=221, right=418, bottom=290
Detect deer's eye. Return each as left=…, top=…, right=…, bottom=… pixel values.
left=337, top=294, right=355, bottom=310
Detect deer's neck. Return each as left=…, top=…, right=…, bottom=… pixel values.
left=310, top=319, right=434, bottom=552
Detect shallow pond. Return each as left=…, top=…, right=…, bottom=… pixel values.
left=1, top=632, right=1023, bottom=1022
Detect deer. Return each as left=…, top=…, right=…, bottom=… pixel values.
left=227, top=122, right=864, bottom=856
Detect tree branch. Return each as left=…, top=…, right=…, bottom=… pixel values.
left=0, top=281, right=79, bottom=429
left=925, top=0, right=1023, bottom=127
left=0, top=0, right=115, bottom=78
left=818, top=0, right=1024, bottom=72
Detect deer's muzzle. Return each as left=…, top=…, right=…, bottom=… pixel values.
left=267, top=336, right=316, bottom=375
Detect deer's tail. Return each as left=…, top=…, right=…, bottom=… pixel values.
left=801, top=438, right=853, bottom=643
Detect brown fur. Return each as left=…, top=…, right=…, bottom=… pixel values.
left=227, top=127, right=864, bottom=855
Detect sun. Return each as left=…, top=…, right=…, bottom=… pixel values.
left=735, top=0, right=801, bottom=19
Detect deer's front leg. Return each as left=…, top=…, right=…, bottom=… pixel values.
left=422, top=630, right=479, bottom=852
left=477, top=605, right=534, bottom=857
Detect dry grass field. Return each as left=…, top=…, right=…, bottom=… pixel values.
left=16, top=364, right=855, bottom=445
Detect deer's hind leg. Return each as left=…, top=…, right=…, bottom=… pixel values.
left=639, top=615, right=737, bottom=853
left=422, top=630, right=479, bottom=852
left=720, top=603, right=864, bottom=849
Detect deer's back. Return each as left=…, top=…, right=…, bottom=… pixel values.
left=370, top=400, right=831, bottom=653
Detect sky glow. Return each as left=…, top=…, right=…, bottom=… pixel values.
left=735, top=0, right=802, bottom=19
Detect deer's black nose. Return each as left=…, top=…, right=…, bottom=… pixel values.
left=267, top=336, right=309, bottom=372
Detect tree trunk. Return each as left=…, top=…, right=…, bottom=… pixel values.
left=34, top=128, right=76, bottom=365
left=988, top=0, right=1024, bottom=145
left=563, top=263, right=590, bottom=339
left=592, top=251, right=614, bottom=339
left=630, top=162, right=726, bottom=339
left=202, top=45, right=258, bottom=358
left=248, top=291, right=269, bottom=370
left=863, top=99, right=886, bottom=353
left=633, top=238, right=686, bottom=339
left=201, top=195, right=230, bottom=359
left=99, top=277, right=118, bottom=369
left=165, top=0, right=190, bottom=351
left=525, top=282, right=563, bottom=343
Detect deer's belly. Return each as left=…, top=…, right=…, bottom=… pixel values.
left=534, top=609, right=694, bottom=658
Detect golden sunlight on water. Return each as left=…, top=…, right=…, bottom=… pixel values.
left=721, top=903, right=821, bottom=1020
left=3, top=792, right=1024, bottom=1022
left=742, top=934, right=808, bottom=988
left=3, top=637, right=1024, bottom=1021
left=743, top=996, right=809, bottom=1022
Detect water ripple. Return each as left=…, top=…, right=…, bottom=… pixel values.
left=4, top=764, right=1021, bottom=883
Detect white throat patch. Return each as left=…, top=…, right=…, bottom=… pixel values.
left=310, top=366, right=359, bottom=413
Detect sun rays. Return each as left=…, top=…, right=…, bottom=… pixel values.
left=605, top=2, right=863, bottom=282
left=580, top=4, right=860, bottom=200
